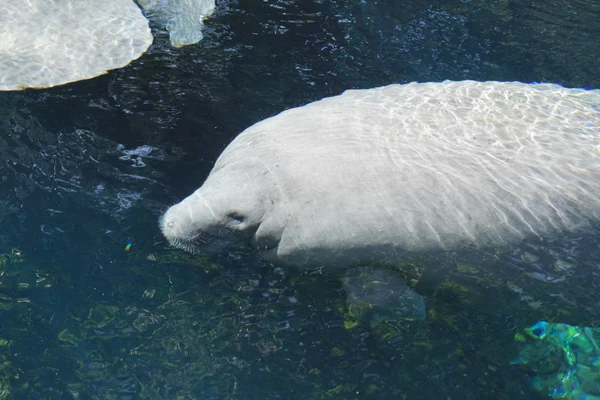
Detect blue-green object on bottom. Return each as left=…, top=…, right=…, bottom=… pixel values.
left=511, top=321, right=600, bottom=400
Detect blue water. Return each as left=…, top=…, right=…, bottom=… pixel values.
left=0, top=0, right=599, bottom=399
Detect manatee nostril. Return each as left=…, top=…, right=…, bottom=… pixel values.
left=227, top=212, right=245, bottom=224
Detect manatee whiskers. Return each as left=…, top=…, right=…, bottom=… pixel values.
left=167, top=234, right=207, bottom=254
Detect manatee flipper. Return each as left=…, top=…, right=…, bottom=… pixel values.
left=341, top=267, right=426, bottom=322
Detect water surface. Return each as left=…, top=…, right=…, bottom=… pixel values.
left=0, top=0, right=599, bottom=398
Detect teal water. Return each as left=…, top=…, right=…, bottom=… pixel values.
left=0, top=0, right=599, bottom=399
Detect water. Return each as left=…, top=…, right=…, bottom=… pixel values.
left=1, top=0, right=599, bottom=398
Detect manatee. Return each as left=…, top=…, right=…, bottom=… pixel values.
left=0, top=0, right=153, bottom=91
left=0, top=0, right=217, bottom=90
left=160, top=80, right=600, bottom=318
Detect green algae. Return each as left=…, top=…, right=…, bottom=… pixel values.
left=512, top=321, right=600, bottom=399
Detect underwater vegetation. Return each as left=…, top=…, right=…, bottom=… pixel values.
left=2, top=238, right=597, bottom=398
left=513, top=321, right=600, bottom=399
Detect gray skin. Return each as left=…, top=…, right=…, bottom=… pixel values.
left=160, top=80, right=600, bottom=318
left=136, top=0, right=215, bottom=47
left=1, top=0, right=152, bottom=91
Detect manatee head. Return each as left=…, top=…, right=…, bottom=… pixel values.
left=160, top=165, right=282, bottom=255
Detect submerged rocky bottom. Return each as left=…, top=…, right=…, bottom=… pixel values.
left=0, top=229, right=598, bottom=400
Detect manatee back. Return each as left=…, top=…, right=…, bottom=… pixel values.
left=213, top=81, right=600, bottom=261
left=1, top=0, right=152, bottom=91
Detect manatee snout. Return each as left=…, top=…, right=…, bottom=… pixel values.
left=160, top=200, right=219, bottom=253
left=160, top=203, right=196, bottom=244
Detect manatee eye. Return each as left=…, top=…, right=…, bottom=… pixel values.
left=227, top=212, right=246, bottom=225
